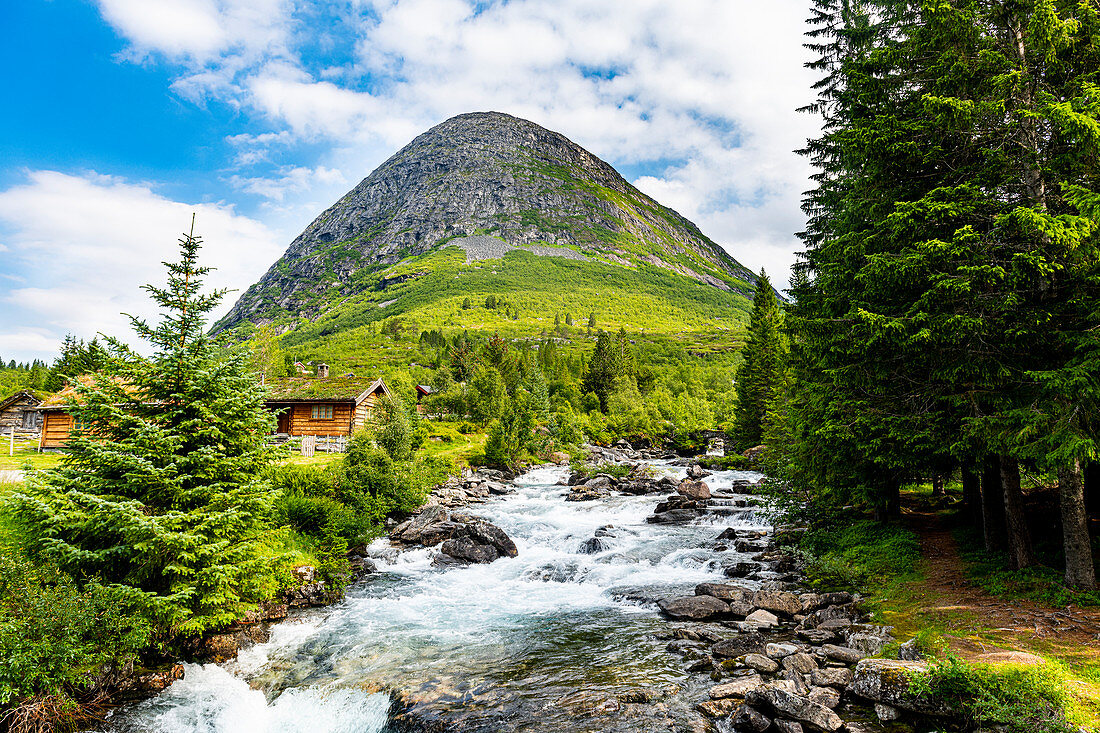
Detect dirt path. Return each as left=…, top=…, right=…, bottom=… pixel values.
left=906, top=511, right=1100, bottom=664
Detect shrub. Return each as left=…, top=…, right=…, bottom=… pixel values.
left=800, top=519, right=921, bottom=592
left=908, top=657, right=1082, bottom=733
left=0, top=554, right=151, bottom=714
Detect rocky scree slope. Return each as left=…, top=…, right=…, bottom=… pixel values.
left=217, top=111, right=758, bottom=330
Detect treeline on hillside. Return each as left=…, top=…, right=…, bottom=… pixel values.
left=754, top=0, right=1100, bottom=592
left=403, top=326, right=735, bottom=458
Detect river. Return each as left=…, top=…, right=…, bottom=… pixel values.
left=102, top=461, right=768, bottom=733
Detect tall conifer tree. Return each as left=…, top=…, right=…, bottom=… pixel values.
left=13, top=221, right=279, bottom=634
left=732, top=271, right=785, bottom=450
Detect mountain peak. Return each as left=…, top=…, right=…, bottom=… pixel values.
left=217, top=111, right=756, bottom=330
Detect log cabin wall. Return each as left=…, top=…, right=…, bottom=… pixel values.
left=40, top=411, right=73, bottom=449
left=288, top=402, right=354, bottom=437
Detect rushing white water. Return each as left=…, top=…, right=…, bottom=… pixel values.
left=103, top=462, right=766, bottom=733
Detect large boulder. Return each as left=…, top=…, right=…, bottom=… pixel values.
left=392, top=505, right=450, bottom=544
left=745, top=686, right=844, bottom=732
left=436, top=520, right=518, bottom=564
left=677, top=479, right=711, bottom=500
left=695, top=582, right=753, bottom=603
left=753, top=589, right=802, bottom=617
left=657, top=595, right=730, bottom=620
left=847, top=659, right=951, bottom=716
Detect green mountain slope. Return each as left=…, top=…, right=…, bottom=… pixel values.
left=217, top=112, right=760, bottom=362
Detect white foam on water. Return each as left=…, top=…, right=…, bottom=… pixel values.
left=107, top=663, right=389, bottom=733
left=106, top=462, right=768, bottom=731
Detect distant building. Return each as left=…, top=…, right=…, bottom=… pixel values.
left=264, top=376, right=391, bottom=437
left=415, top=384, right=433, bottom=415
left=0, top=390, right=42, bottom=436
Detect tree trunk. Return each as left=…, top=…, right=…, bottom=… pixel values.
left=875, top=476, right=902, bottom=522
left=932, top=472, right=946, bottom=497
left=1086, top=461, right=1099, bottom=517
left=981, top=456, right=1005, bottom=552
left=1059, top=460, right=1096, bottom=590
left=1000, top=456, right=1035, bottom=570
left=962, top=461, right=980, bottom=527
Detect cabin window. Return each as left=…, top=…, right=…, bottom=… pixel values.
left=73, top=416, right=90, bottom=432
left=21, top=411, right=36, bottom=429
left=311, top=405, right=334, bottom=420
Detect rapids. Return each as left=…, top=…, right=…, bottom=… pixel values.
left=102, top=461, right=767, bottom=733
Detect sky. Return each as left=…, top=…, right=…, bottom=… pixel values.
left=0, top=0, right=820, bottom=364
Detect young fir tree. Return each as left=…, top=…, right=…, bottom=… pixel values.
left=13, top=222, right=278, bottom=635
left=731, top=272, right=785, bottom=450
left=583, top=330, right=628, bottom=412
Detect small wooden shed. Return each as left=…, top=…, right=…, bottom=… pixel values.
left=0, top=390, right=42, bottom=436
left=264, top=376, right=391, bottom=437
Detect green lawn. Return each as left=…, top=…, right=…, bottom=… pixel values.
left=0, top=437, right=62, bottom=472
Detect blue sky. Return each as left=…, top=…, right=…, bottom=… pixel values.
left=0, top=0, right=818, bottom=363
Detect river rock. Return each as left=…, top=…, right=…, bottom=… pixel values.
left=724, top=560, right=762, bottom=578
left=810, top=668, right=852, bottom=688
left=677, top=479, right=711, bottom=500
left=696, top=582, right=753, bottom=603
left=848, top=659, right=951, bottom=715
left=898, top=637, right=923, bottom=661
left=742, top=608, right=780, bottom=629
left=436, top=520, right=518, bottom=564
left=695, top=698, right=742, bottom=718
left=775, top=721, right=804, bottom=733
left=392, top=505, right=450, bottom=544
left=687, top=464, right=711, bottom=479
left=796, top=628, right=837, bottom=645
left=874, top=703, right=900, bottom=721
left=578, top=537, right=606, bottom=554
left=566, top=484, right=606, bottom=501
left=808, top=686, right=840, bottom=709
left=742, top=653, right=780, bottom=674
left=800, top=591, right=855, bottom=613
left=709, top=673, right=765, bottom=699
left=753, top=589, right=802, bottom=617
left=765, top=642, right=799, bottom=659
left=112, top=664, right=186, bottom=702
left=733, top=705, right=772, bottom=732
left=782, top=653, right=818, bottom=675
left=657, top=595, right=730, bottom=620
left=745, top=686, right=843, bottom=732
left=821, top=644, right=865, bottom=664
left=711, top=632, right=768, bottom=659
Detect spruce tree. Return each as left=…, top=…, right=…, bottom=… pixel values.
left=13, top=221, right=278, bottom=635
left=731, top=272, right=785, bottom=450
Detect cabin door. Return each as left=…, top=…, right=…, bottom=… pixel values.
left=277, top=409, right=291, bottom=434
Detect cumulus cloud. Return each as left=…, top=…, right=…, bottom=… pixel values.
left=228, top=165, right=347, bottom=202
left=0, top=171, right=283, bottom=359
left=88, top=0, right=820, bottom=294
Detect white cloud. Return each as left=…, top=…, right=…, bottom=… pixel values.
left=0, top=170, right=284, bottom=360
left=96, top=0, right=292, bottom=63
left=0, top=329, right=59, bottom=359
left=92, top=0, right=822, bottom=290
left=228, top=165, right=347, bottom=201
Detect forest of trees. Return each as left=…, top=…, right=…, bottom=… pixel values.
left=749, top=0, right=1100, bottom=592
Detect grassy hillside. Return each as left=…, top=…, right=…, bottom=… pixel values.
left=238, top=244, right=753, bottom=371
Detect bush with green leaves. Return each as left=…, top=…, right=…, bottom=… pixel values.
left=0, top=553, right=151, bottom=717
left=908, top=657, right=1083, bottom=733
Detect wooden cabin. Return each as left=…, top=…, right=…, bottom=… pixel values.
left=264, top=376, right=391, bottom=437
left=0, top=390, right=42, bottom=437
left=415, top=385, right=433, bottom=415
left=34, top=376, right=139, bottom=450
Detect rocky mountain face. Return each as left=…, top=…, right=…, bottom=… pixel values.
left=218, top=111, right=757, bottom=329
